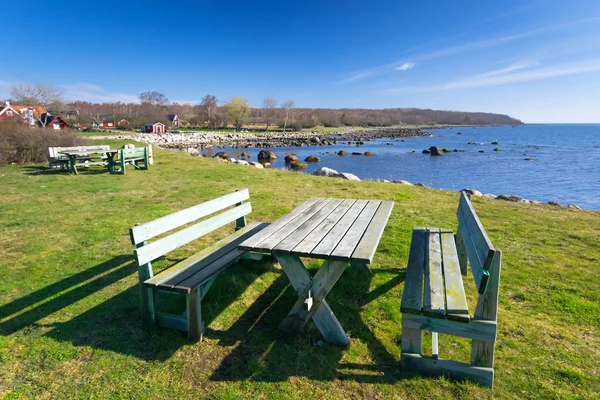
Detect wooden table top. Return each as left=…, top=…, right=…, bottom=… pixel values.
left=59, top=149, right=118, bottom=156
left=239, top=197, right=394, bottom=264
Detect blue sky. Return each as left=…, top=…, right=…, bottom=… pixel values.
left=2, top=0, right=600, bottom=122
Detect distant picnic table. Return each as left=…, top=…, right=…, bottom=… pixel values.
left=59, top=149, right=118, bottom=175
left=239, top=197, right=394, bottom=346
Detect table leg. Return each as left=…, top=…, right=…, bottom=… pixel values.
left=275, top=254, right=349, bottom=346
left=70, top=155, right=78, bottom=175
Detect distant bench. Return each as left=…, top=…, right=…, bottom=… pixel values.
left=400, top=191, right=502, bottom=388
left=129, top=189, right=269, bottom=341
left=108, top=146, right=150, bottom=174
left=47, top=145, right=110, bottom=169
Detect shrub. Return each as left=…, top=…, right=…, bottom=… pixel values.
left=0, top=120, right=87, bottom=166
left=290, top=122, right=303, bottom=132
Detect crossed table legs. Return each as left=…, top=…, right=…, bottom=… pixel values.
left=274, top=254, right=353, bottom=346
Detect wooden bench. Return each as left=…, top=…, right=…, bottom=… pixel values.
left=108, top=147, right=150, bottom=174
left=129, top=189, right=269, bottom=341
left=400, top=192, right=502, bottom=388
left=48, top=145, right=110, bottom=169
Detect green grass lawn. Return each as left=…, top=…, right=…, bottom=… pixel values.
left=1, top=141, right=599, bottom=399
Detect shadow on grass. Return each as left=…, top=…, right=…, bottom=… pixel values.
left=209, top=265, right=406, bottom=383
left=22, top=165, right=109, bottom=175
left=41, top=258, right=270, bottom=362
left=0, top=254, right=135, bottom=335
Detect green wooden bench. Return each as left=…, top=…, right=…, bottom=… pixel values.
left=48, top=145, right=110, bottom=169
left=129, top=189, right=269, bottom=341
left=400, top=192, right=502, bottom=388
left=108, top=147, right=150, bottom=174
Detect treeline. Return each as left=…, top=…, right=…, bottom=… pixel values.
left=67, top=100, right=522, bottom=130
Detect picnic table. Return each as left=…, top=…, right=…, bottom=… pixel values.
left=239, top=197, right=394, bottom=346
left=59, top=149, right=118, bottom=175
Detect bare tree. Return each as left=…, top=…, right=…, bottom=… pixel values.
left=201, top=95, right=218, bottom=128
left=283, top=100, right=294, bottom=132
left=10, top=83, right=64, bottom=128
left=263, top=96, right=276, bottom=131
left=222, top=96, right=250, bottom=131
left=139, top=91, right=169, bottom=106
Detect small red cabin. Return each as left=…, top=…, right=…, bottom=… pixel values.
left=144, top=122, right=165, bottom=133
left=41, top=114, right=69, bottom=130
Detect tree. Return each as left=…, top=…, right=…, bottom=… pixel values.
left=263, top=96, right=276, bottom=131
left=139, top=91, right=169, bottom=106
left=201, top=95, right=218, bottom=128
left=10, top=83, right=65, bottom=128
left=283, top=100, right=294, bottom=132
left=221, top=96, right=250, bottom=131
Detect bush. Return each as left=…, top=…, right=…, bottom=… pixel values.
left=291, top=122, right=303, bottom=132
left=0, top=120, right=87, bottom=166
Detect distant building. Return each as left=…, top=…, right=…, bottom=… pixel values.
left=40, top=113, right=69, bottom=130
left=0, top=102, right=21, bottom=120
left=94, top=115, right=116, bottom=129
left=144, top=122, right=165, bottom=133
left=118, top=119, right=129, bottom=127
left=167, top=114, right=180, bottom=128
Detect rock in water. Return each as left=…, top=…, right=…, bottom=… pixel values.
left=290, top=161, right=307, bottom=169
left=284, top=154, right=299, bottom=163
left=429, top=146, right=444, bottom=156
left=304, top=155, right=321, bottom=162
left=257, top=150, right=277, bottom=160
left=364, top=151, right=375, bottom=156
left=214, top=151, right=229, bottom=159
left=313, top=167, right=339, bottom=177
left=422, top=149, right=431, bottom=154
left=337, top=150, right=347, bottom=156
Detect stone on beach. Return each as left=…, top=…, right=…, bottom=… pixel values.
left=313, top=167, right=339, bottom=177
left=336, top=172, right=361, bottom=181
left=461, top=189, right=483, bottom=197
left=394, top=180, right=413, bottom=185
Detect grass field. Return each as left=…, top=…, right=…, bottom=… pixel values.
left=1, top=140, right=599, bottom=399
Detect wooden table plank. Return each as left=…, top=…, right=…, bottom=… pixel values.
left=351, top=200, right=394, bottom=264
left=245, top=198, right=334, bottom=251
left=329, top=200, right=381, bottom=260
left=310, top=200, right=369, bottom=257
left=423, top=228, right=445, bottom=318
left=274, top=198, right=346, bottom=252
left=291, top=199, right=357, bottom=256
left=238, top=197, right=323, bottom=250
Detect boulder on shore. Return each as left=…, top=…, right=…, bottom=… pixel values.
left=336, top=172, right=361, bottom=181
left=568, top=203, right=582, bottom=210
left=313, top=167, right=339, bottom=177
left=497, top=194, right=525, bottom=203
left=461, top=188, right=483, bottom=197
left=214, top=151, right=229, bottom=159
left=304, top=155, right=321, bottom=162
left=394, top=180, right=413, bottom=185
left=248, top=162, right=263, bottom=169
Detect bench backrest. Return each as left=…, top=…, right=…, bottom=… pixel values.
left=456, top=192, right=499, bottom=295
left=120, top=147, right=147, bottom=160
left=48, top=145, right=110, bottom=160
left=130, top=189, right=251, bottom=267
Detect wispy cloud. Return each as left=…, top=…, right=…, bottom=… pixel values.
left=62, top=82, right=139, bottom=103
left=385, top=59, right=600, bottom=93
left=480, top=61, right=539, bottom=77
left=395, top=62, right=415, bottom=71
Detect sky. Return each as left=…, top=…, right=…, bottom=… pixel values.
left=1, top=0, right=600, bottom=123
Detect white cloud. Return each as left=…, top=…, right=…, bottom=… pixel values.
left=62, top=82, right=139, bottom=103
left=384, top=59, right=600, bottom=93
left=395, top=62, right=415, bottom=71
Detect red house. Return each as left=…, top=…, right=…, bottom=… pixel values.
left=0, top=102, right=22, bottom=120
left=41, top=114, right=69, bottom=130
left=167, top=114, right=180, bottom=128
left=118, top=119, right=129, bottom=126
left=99, top=121, right=115, bottom=128
left=144, top=122, right=165, bottom=133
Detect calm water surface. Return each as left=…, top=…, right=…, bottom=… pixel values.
left=204, top=124, right=600, bottom=210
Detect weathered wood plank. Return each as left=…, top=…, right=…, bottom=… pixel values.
left=401, top=326, right=423, bottom=354
left=273, top=199, right=345, bottom=252
left=329, top=200, right=381, bottom=260
left=400, top=228, right=426, bottom=314
left=135, top=202, right=252, bottom=265
left=311, top=200, right=369, bottom=256
left=459, top=221, right=491, bottom=294
left=458, top=206, right=493, bottom=270
left=402, top=313, right=496, bottom=342
left=248, top=198, right=334, bottom=251
left=144, top=222, right=268, bottom=288
left=401, top=353, right=494, bottom=388
left=455, top=230, right=468, bottom=276
left=130, top=189, right=250, bottom=244
left=440, top=232, right=470, bottom=322
left=238, top=198, right=324, bottom=250
left=431, top=332, right=439, bottom=359
left=291, top=199, right=356, bottom=256
left=156, top=312, right=187, bottom=332
left=423, top=229, right=445, bottom=318
left=458, top=192, right=494, bottom=252
left=186, top=288, right=203, bottom=341
left=351, top=200, right=394, bottom=264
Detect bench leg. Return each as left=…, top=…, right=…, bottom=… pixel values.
left=186, top=288, right=203, bottom=342
left=401, top=317, right=422, bottom=355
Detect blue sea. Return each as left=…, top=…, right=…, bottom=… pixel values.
left=204, top=124, right=600, bottom=210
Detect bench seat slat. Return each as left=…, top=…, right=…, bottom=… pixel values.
left=423, top=229, right=445, bottom=318
left=144, top=222, right=268, bottom=289
left=440, top=232, right=470, bottom=322
left=131, top=189, right=250, bottom=244
left=135, top=202, right=252, bottom=265
left=400, top=227, right=427, bottom=314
